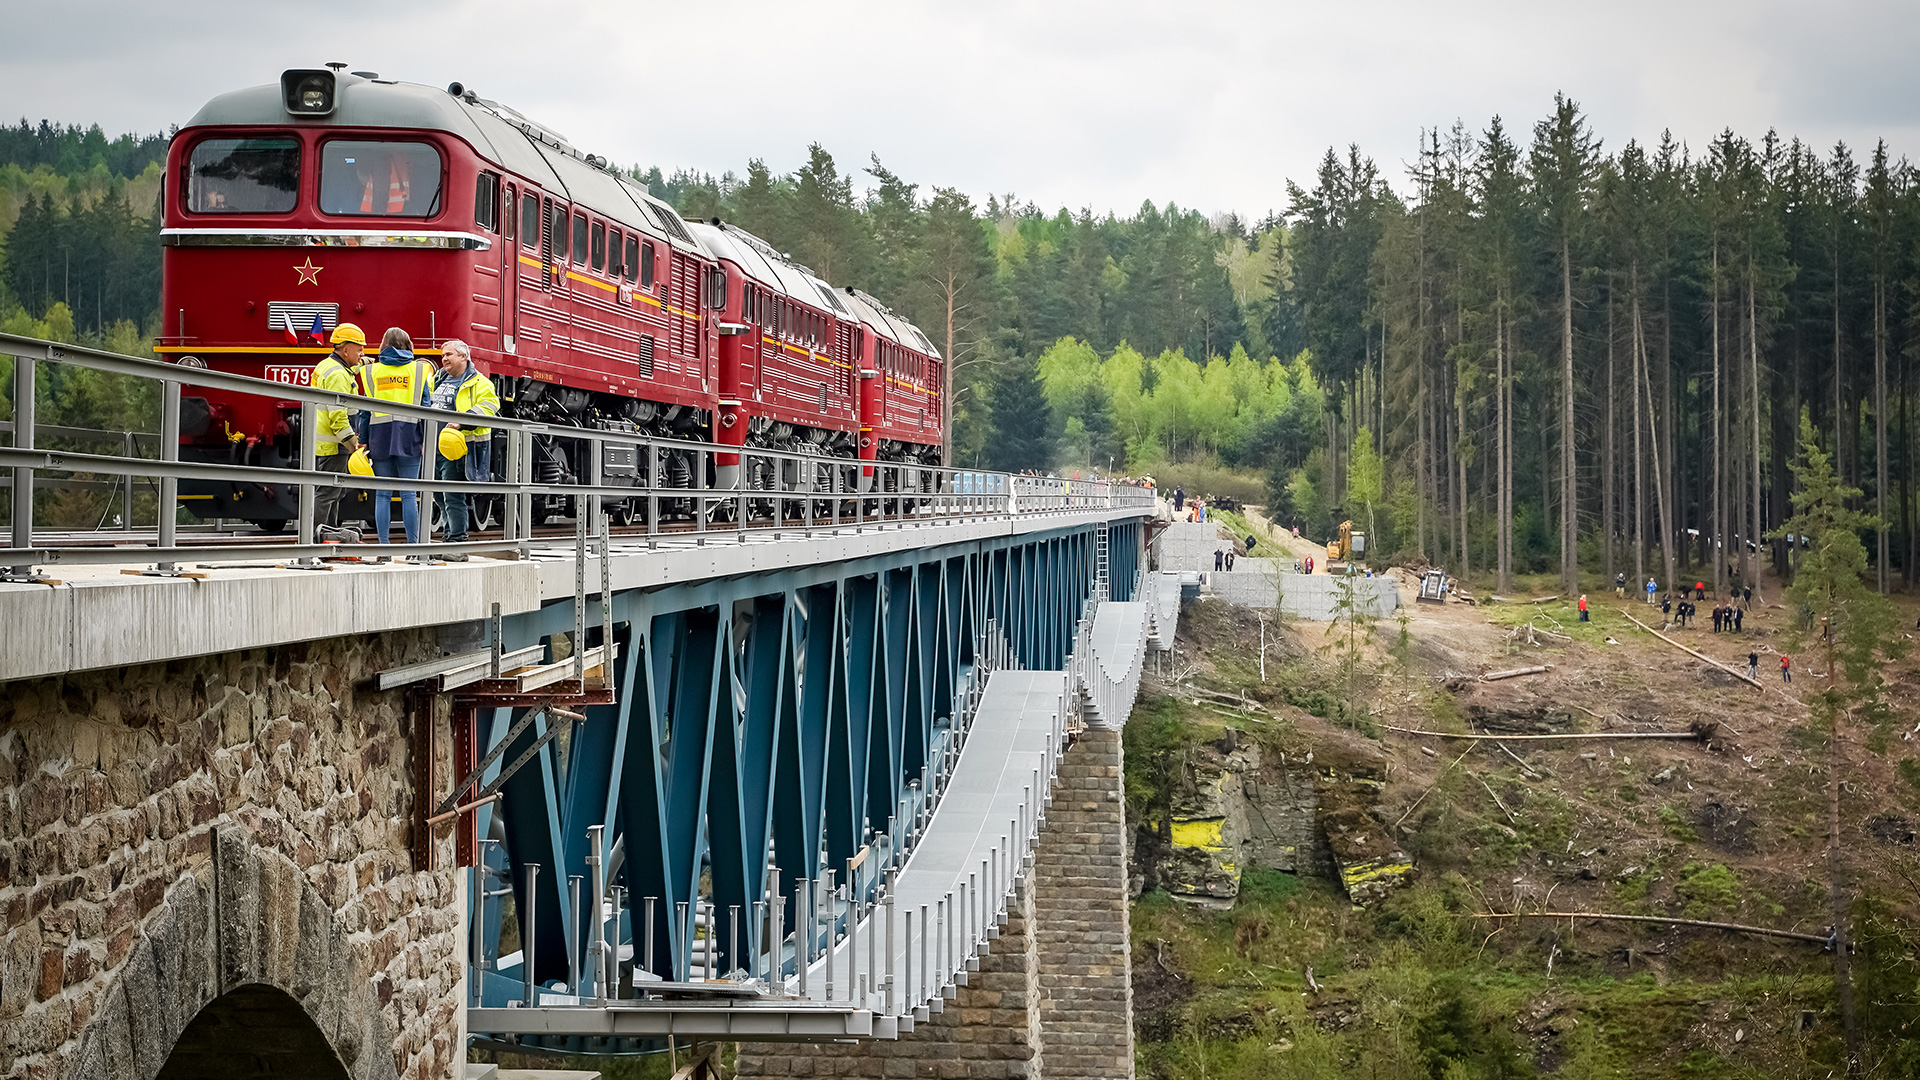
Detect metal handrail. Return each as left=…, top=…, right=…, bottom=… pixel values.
left=1, top=332, right=1156, bottom=576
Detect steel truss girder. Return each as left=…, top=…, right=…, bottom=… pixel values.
left=471, top=519, right=1145, bottom=1052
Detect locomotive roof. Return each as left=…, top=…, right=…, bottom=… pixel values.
left=838, top=288, right=941, bottom=360
left=686, top=220, right=855, bottom=322
left=184, top=72, right=707, bottom=258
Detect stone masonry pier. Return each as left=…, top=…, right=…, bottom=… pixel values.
left=734, top=727, right=1134, bottom=1080
left=0, top=629, right=467, bottom=1080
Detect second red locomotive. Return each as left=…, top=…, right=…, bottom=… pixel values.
left=158, top=65, right=945, bottom=531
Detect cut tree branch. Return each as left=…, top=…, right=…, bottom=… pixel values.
left=1472, top=910, right=1830, bottom=945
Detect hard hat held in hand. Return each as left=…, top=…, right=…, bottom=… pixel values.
left=348, top=447, right=374, bottom=476
left=439, top=426, right=468, bottom=460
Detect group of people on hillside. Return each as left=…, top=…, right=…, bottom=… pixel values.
left=311, top=323, right=498, bottom=558
left=1171, top=487, right=1211, bottom=523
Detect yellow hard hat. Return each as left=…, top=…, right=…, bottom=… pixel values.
left=330, top=322, right=367, bottom=347
left=439, top=427, right=468, bottom=460
left=348, top=447, right=374, bottom=476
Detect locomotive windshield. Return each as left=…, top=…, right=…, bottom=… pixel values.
left=318, top=140, right=443, bottom=218
left=186, top=137, right=300, bottom=213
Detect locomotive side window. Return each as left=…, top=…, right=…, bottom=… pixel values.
left=590, top=221, right=606, bottom=272
left=548, top=202, right=567, bottom=260
left=318, top=140, right=443, bottom=217
left=186, top=137, right=299, bottom=214
left=571, top=214, right=588, bottom=265
left=607, top=228, right=623, bottom=277
left=624, top=236, right=639, bottom=282
left=521, top=195, right=539, bottom=249
left=474, top=172, right=499, bottom=231
left=640, top=242, right=655, bottom=290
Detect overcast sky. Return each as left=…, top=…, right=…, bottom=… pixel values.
left=7, top=0, right=1920, bottom=219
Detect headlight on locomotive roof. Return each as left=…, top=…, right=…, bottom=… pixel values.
left=281, top=70, right=336, bottom=116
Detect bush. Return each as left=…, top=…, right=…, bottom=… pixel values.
left=1675, top=862, right=1741, bottom=919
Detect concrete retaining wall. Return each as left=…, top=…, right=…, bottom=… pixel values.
left=1208, top=570, right=1400, bottom=620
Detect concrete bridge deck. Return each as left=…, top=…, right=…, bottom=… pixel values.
left=1, top=504, right=1145, bottom=685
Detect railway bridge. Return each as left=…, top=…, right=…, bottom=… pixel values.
left=0, top=335, right=1171, bottom=1080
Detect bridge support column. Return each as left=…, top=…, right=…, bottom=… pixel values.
left=735, top=727, right=1133, bottom=1080
left=1033, top=728, right=1133, bottom=1080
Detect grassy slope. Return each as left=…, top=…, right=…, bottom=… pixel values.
left=1130, top=585, right=1920, bottom=1079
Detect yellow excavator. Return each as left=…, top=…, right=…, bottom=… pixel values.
left=1325, top=520, right=1365, bottom=572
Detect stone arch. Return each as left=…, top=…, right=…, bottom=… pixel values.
left=65, top=824, right=399, bottom=1080
left=157, top=984, right=351, bottom=1080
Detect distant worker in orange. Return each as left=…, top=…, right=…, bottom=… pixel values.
left=1578, top=594, right=1589, bottom=622
left=1780, top=654, right=1792, bottom=684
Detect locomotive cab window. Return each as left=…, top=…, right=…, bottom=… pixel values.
left=186, top=136, right=300, bottom=214
left=607, top=228, right=623, bottom=277
left=590, top=221, right=607, bottom=272
left=474, top=172, right=499, bottom=231
left=571, top=214, right=589, bottom=265
left=521, top=194, right=539, bottom=248
left=318, top=140, right=442, bottom=217
left=624, top=235, right=639, bottom=282
left=640, top=242, right=655, bottom=290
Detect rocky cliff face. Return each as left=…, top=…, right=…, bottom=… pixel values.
left=1134, top=725, right=1412, bottom=907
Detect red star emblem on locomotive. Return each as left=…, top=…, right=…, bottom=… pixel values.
left=293, top=257, right=323, bottom=285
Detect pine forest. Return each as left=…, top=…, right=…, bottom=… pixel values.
left=7, top=100, right=1920, bottom=596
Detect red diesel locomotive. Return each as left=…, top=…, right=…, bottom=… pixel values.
left=159, top=66, right=945, bottom=530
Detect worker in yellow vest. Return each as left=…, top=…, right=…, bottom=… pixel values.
left=430, top=338, right=500, bottom=559
left=364, top=327, right=435, bottom=547
left=312, top=324, right=367, bottom=542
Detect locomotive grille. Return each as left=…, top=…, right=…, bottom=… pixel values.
left=818, top=383, right=828, bottom=412
left=267, top=301, right=339, bottom=336
left=637, top=334, right=655, bottom=378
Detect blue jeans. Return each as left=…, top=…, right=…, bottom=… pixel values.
left=372, top=453, right=422, bottom=544
left=436, top=441, right=492, bottom=542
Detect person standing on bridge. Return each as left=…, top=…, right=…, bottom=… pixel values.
left=364, top=327, right=434, bottom=550
left=312, top=323, right=366, bottom=542
left=431, top=339, right=498, bottom=560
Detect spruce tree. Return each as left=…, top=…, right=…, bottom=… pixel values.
left=1774, top=413, right=1906, bottom=1077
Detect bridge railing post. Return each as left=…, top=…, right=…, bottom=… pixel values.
left=586, top=824, right=606, bottom=1001
left=824, top=869, right=836, bottom=1000
left=795, top=878, right=808, bottom=996
left=5, top=353, right=34, bottom=580
left=884, top=867, right=897, bottom=1014
left=611, top=886, right=626, bottom=997
left=296, top=399, right=317, bottom=548
left=845, top=857, right=858, bottom=1004
left=643, top=895, right=657, bottom=991
left=567, top=874, right=583, bottom=995
left=155, top=378, right=179, bottom=573
left=522, top=863, right=540, bottom=1007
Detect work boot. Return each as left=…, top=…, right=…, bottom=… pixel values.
left=439, top=552, right=470, bottom=563
left=316, top=524, right=361, bottom=544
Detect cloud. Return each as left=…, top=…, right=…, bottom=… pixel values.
left=4, top=0, right=1917, bottom=216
